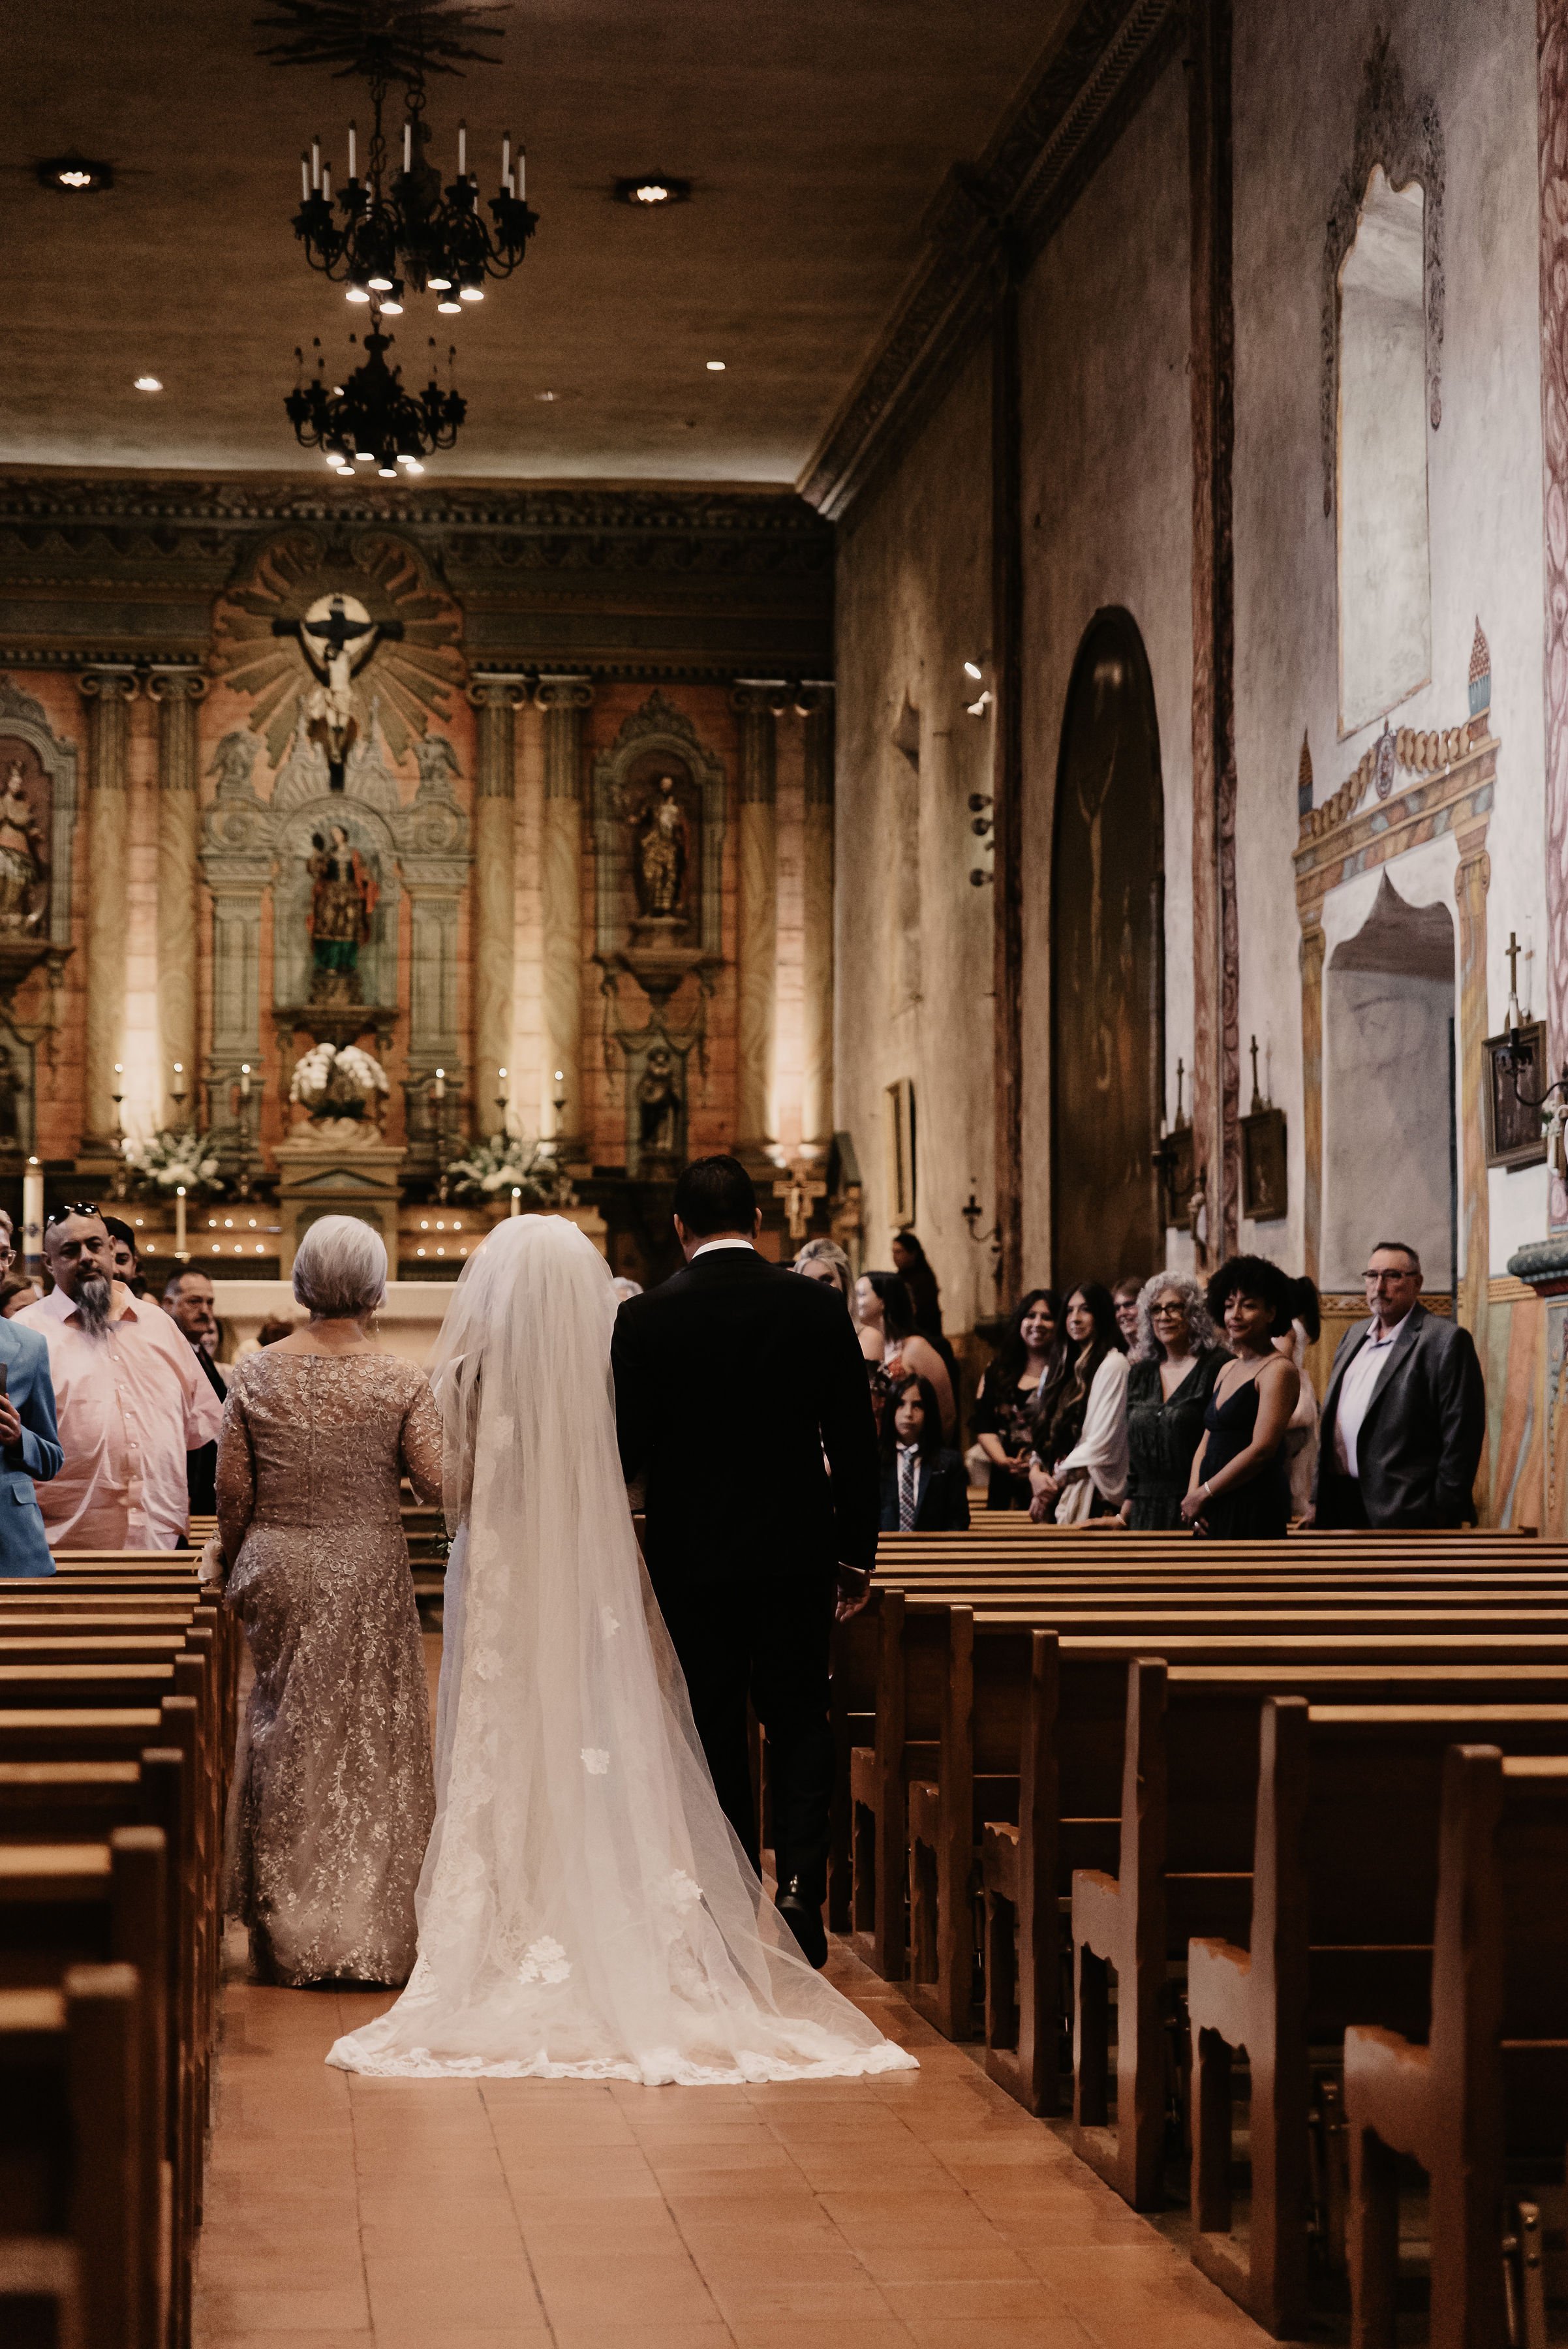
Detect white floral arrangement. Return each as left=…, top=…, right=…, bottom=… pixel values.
left=122, top=1127, right=224, bottom=1195
left=289, top=1041, right=390, bottom=1121
left=445, top=1134, right=577, bottom=1208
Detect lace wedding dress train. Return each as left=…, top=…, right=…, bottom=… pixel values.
left=328, top=1216, right=915, bottom=2086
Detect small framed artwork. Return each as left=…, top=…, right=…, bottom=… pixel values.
left=884, top=1078, right=916, bottom=1227
left=1484, top=1024, right=1548, bottom=1170
left=1240, top=1105, right=1288, bottom=1222
left=1160, top=1124, right=1195, bottom=1230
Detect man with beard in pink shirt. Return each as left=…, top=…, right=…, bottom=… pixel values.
left=18, top=1204, right=223, bottom=1550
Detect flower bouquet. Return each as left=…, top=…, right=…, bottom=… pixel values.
left=289, top=1041, right=390, bottom=1126
left=445, top=1134, right=577, bottom=1209
left=122, top=1128, right=225, bottom=1197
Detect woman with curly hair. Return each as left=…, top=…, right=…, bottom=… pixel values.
left=1181, top=1255, right=1299, bottom=1538
left=1120, top=1271, right=1228, bottom=1531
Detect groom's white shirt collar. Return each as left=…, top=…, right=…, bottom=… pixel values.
left=691, top=1238, right=756, bottom=1259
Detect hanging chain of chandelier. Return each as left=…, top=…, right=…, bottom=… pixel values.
left=262, top=1, right=537, bottom=475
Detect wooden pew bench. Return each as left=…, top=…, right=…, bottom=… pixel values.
left=1343, top=1745, right=1568, bottom=2349
left=0, top=1971, right=142, bottom=2349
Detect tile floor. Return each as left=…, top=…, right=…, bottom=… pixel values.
left=193, top=1944, right=1270, bottom=2349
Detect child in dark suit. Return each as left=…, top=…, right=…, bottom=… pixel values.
left=878, top=1372, right=971, bottom=1533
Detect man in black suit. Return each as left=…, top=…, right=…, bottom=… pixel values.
left=611, top=1154, right=879, bottom=1967
left=162, top=1269, right=227, bottom=1517
left=1312, top=1238, right=1485, bottom=1528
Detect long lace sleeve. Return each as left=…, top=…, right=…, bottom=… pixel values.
left=215, top=1379, right=256, bottom=1563
left=399, top=1374, right=444, bottom=1507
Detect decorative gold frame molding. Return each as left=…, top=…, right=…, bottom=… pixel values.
left=1293, top=711, right=1495, bottom=1347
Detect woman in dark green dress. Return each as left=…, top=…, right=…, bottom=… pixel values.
left=1121, top=1272, right=1227, bottom=1530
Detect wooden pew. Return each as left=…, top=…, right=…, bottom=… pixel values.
left=0, top=1969, right=141, bottom=2349
left=1175, top=1700, right=1568, bottom=2335
left=1342, top=1745, right=1568, bottom=2349
left=0, top=1837, right=168, bottom=2349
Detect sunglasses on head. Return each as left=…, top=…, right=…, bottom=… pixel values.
left=46, top=1203, right=101, bottom=1229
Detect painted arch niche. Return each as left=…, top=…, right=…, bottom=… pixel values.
left=1050, top=608, right=1164, bottom=1286
left=1324, top=872, right=1454, bottom=1289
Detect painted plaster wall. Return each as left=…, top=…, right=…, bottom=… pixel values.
left=1232, top=0, right=1546, bottom=1274
left=1016, top=55, right=1195, bottom=1287
left=833, top=339, right=995, bottom=1333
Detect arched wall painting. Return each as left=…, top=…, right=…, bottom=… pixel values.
left=1050, top=608, right=1165, bottom=1286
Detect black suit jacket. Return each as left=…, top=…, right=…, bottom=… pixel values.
left=612, top=1247, right=879, bottom=1591
left=879, top=1448, right=971, bottom=1533
left=1314, top=1302, right=1486, bottom=1528
left=186, top=1345, right=227, bottom=1518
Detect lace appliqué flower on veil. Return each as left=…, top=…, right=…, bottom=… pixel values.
left=472, top=1647, right=504, bottom=1681
left=581, top=1747, right=610, bottom=1776
left=518, top=1936, right=571, bottom=1986
left=668, top=1869, right=703, bottom=1913
left=600, top=1606, right=621, bottom=1637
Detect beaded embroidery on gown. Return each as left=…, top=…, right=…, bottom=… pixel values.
left=328, top=1215, right=917, bottom=2086
left=217, top=1351, right=442, bottom=1986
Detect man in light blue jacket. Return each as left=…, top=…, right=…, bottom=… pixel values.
left=0, top=1306, right=63, bottom=1574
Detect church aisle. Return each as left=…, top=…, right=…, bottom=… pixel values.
left=193, top=1946, right=1269, bottom=2349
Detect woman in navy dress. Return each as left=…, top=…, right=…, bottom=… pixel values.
left=1180, top=1256, right=1299, bottom=1538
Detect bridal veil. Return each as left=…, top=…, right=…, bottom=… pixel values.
left=328, top=1214, right=915, bottom=2084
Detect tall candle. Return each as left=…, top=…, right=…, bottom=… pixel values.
left=433, top=1067, right=446, bottom=1102
left=22, top=1158, right=42, bottom=1265
left=301, top=153, right=310, bottom=202
left=518, top=146, right=527, bottom=201
left=458, top=119, right=467, bottom=178
left=239, top=1063, right=252, bottom=1099
left=498, top=1064, right=510, bottom=1103
left=403, top=121, right=412, bottom=172
left=510, top=1186, right=521, bottom=1218
left=174, top=1185, right=187, bottom=1261
left=311, top=137, right=321, bottom=190
left=348, top=122, right=357, bottom=179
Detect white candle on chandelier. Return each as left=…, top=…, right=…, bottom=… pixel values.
left=348, top=121, right=357, bottom=180
left=457, top=119, right=467, bottom=179
left=300, top=153, right=310, bottom=202
left=322, top=162, right=332, bottom=201
left=517, top=145, right=527, bottom=200
left=501, top=133, right=510, bottom=184
left=311, top=137, right=321, bottom=190
left=403, top=120, right=412, bottom=172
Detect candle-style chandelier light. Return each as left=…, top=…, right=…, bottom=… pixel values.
left=286, top=314, right=465, bottom=476
left=258, top=0, right=538, bottom=314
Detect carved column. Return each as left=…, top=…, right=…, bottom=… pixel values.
left=538, top=677, right=593, bottom=1146
left=78, top=671, right=137, bottom=1152
left=1189, top=0, right=1240, bottom=1254
left=149, top=673, right=206, bottom=1127
left=1454, top=825, right=1493, bottom=1363
left=732, top=688, right=778, bottom=1158
left=1297, top=921, right=1326, bottom=1284
left=469, top=684, right=519, bottom=1130
left=801, top=696, right=836, bottom=1152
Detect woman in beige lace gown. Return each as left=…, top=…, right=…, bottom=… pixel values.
left=215, top=1216, right=442, bottom=1986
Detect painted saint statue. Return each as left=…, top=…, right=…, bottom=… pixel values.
left=0, top=761, right=45, bottom=936
left=634, top=775, right=689, bottom=922
left=307, top=823, right=378, bottom=1003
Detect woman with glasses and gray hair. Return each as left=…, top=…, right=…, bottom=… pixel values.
left=213, top=1214, right=442, bottom=1988
left=1120, top=1270, right=1228, bottom=1530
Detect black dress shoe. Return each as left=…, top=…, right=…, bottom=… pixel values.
left=776, top=1876, right=827, bottom=1969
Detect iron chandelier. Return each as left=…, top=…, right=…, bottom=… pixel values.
left=286, top=314, right=465, bottom=476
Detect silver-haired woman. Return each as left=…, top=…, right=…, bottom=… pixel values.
left=215, top=1215, right=442, bottom=1986
left=1120, top=1270, right=1227, bottom=1531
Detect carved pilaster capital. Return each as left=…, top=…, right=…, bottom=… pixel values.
left=730, top=683, right=781, bottom=718
left=145, top=669, right=208, bottom=707
left=536, top=675, right=594, bottom=714
left=466, top=678, right=528, bottom=713
left=78, top=668, right=140, bottom=706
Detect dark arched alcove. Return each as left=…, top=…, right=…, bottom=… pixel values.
left=1049, top=607, right=1165, bottom=1287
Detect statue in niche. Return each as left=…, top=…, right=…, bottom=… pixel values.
left=307, top=823, right=379, bottom=1004
left=637, top=1043, right=683, bottom=1166
left=633, top=775, right=690, bottom=924
left=0, top=760, right=45, bottom=936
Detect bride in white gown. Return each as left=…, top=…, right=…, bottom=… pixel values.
left=328, top=1214, right=916, bottom=2085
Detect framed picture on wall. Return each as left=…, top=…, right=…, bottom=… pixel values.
left=1159, top=1124, right=1195, bottom=1230
left=1484, top=1023, right=1548, bottom=1170
left=1240, top=1105, right=1288, bottom=1222
left=884, top=1078, right=915, bottom=1227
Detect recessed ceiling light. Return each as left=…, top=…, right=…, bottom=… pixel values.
left=134, top=375, right=162, bottom=392
left=613, top=174, right=691, bottom=207
left=705, top=360, right=726, bottom=372
left=38, top=155, right=114, bottom=193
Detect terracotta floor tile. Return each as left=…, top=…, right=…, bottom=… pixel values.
left=849, top=2236, right=1035, bottom=2285
left=902, top=2322, right=1096, bottom=2349
left=194, top=2284, right=371, bottom=2332
left=728, top=2324, right=916, bottom=2349
left=882, top=2277, right=1090, bottom=2322
left=546, top=2325, right=734, bottom=2349
left=363, top=2256, right=545, bottom=2331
